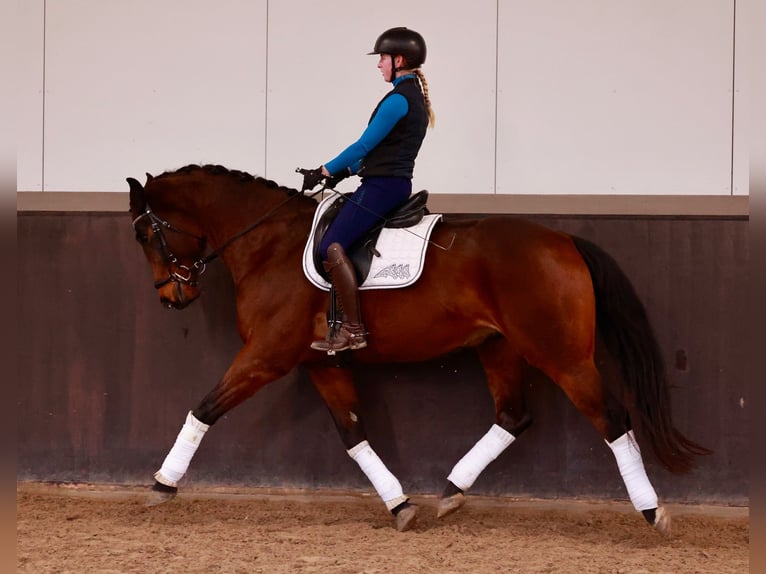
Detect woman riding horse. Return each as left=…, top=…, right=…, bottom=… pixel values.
left=300, top=27, right=435, bottom=353
left=126, top=33, right=709, bottom=535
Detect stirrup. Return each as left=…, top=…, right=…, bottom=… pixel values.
left=310, top=323, right=368, bottom=354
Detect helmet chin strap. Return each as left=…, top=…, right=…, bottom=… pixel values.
left=389, top=54, right=409, bottom=82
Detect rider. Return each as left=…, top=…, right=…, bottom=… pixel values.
left=302, top=27, right=435, bottom=353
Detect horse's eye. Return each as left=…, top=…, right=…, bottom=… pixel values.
left=135, top=231, right=149, bottom=244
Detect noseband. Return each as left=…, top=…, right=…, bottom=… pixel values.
left=132, top=207, right=208, bottom=289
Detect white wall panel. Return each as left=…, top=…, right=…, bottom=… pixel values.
left=18, top=0, right=45, bottom=191
left=731, top=0, right=749, bottom=196
left=18, top=0, right=745, bottom=198
left=497, top=0, right=734, bottom=195
left=43, top=0, right=267, bottom=191
left=266, top=0, right=497, bottom=194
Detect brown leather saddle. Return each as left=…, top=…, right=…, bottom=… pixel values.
left=312, top=190, right=430, bottom=283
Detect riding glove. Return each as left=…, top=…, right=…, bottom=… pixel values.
left=326, top=167, right=352, bottom=189
left=301, top=167, right=325, bottom=192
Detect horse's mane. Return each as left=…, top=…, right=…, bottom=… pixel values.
left=154, top=164, right=303, bottom=197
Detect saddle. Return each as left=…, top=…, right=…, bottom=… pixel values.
left=312, top=190, right=430, bottom=283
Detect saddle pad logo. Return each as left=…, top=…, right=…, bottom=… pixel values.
left=302, top=194, right=441, bottom=291
left=374, top=264, right=411, bottom=280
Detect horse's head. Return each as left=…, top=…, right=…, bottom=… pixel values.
left=128, top=174, right=207, bottom=309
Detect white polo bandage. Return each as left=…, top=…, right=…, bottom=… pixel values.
left=348, top=441, right=407, bottom=510
left=607, top=430, right=658, bottom=511
left=447, top=424, right=515, bottom=491
left=154, top=411, right=210, bottom=487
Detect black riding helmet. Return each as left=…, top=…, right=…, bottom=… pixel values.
left=368, top=27, right=427, bottom=74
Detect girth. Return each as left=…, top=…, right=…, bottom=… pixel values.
left=312, top=190, right=430, bottom=283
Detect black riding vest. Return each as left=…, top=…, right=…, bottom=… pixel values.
left=359, top=77, right=428, bottom=179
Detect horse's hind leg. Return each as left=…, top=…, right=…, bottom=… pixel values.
left=549, top=358, right=670, bottom=536
left=438, top=337, right=533, bottom=519
left=307, top=364, right=417, bottom=532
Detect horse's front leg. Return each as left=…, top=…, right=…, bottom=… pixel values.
left=307, top=364, right=417, bottom=532
left=147, top=347, right=290, bottom=505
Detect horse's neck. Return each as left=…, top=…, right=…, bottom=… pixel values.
left=192, top=185, right=315, bottom=283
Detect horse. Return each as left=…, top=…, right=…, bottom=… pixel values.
left=127, top=163, right=709, bottom=534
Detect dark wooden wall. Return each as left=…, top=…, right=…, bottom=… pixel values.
left=17, top=211, right=749, bottom=504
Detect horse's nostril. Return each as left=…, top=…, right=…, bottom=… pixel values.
left=160, top=294, right=190, bottom=310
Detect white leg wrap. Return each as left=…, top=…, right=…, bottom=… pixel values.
left=348, top=441, right=408, bottom=511
left=447, top=424, right=515, bottom=491
left=154, top=411, right=210, bottom=488
left=607, top=430, right=659, bottom=511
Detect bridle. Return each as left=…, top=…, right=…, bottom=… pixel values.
left=132, top=188, right=311, bottom=291
left=132, top=207, right=208, bottom=289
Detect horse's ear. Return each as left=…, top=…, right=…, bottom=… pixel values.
left=145, top=172, right=154, bottom=183
left=127, top=177, right=146, bottom=213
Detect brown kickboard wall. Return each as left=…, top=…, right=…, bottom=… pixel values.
left=16, top=211, right=748, bottom=504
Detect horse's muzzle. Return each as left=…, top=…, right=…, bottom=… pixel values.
left=158, top=281, right=199, bottom=310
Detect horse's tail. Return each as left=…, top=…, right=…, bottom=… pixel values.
left=571, top=235, right=711, bottom=473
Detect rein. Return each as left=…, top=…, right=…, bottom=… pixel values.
left=134, top=187, right=317, bottom=290
left=199, top=190, right=310, bottom=266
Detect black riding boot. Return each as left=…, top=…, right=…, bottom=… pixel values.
left=311, top=243, right=368, bottom=352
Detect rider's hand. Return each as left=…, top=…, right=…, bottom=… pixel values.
left=300, top=167, right=325, bottom=192
left=325, top=167, right=352, bottom=189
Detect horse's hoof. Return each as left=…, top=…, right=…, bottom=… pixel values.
left=436, top=493, right=466, bottom=519
left=394, top=504, right=418, bottom=532
left=145, top=482, right=178, bottom=507
left=653, top=506, right=672, bottom=538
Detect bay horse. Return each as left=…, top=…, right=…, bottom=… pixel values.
left=127, top=164, right=709, bottom=534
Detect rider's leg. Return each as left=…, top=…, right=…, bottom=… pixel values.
left=312, top=178, right=412, bottom=353
left=311, top=242, right=368, bottom=352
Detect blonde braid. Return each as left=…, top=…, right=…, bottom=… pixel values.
left=413, top=69, right=435, bottom=128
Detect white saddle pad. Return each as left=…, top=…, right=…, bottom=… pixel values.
left=302, top=194, right=442, bottom=291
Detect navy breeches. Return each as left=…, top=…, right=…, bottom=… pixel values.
left=319, top=176, right=412, bottom=260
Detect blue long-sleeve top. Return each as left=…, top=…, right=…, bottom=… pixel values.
left=324, top=74, right=415, bottom=176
